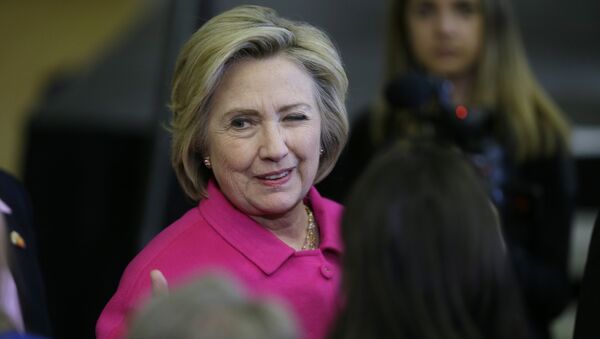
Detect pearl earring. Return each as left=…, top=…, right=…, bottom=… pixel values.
left=203, top=157, right=212, bottom=169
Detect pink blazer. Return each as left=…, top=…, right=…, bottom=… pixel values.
left=96, top=181, right=344, bottom=339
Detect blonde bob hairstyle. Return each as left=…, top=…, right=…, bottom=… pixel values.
left=170, top=5, right=349, bottom=201
left=378, top=0, right=569, bottom=161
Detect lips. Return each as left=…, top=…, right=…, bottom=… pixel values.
left=257, top=168, right=292, bottom=180
left=256, top=168, right=294, bottom=186
left=435, top=48, right=458, bottom=57
left=262, top=171, right=290, bottom=180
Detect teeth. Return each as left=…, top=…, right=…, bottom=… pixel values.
left=265, top=171, right=288, bottom=180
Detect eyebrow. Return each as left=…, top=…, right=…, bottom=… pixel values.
left=279, top=103, right=313, bottom=113
left=223, top=103, right=313, bottom=117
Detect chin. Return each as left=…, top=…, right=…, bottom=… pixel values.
left=256, top=195, right=302, bottom=215
left=432, top=64, right=470, bottom=78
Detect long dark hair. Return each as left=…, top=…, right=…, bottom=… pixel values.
left=330, top=141, right=528, bottom=339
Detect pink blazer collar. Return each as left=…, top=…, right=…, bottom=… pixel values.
left=198, top=180, right=342, bottom=275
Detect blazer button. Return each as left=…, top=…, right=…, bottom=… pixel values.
left=320, top=264, right=333, bottom=279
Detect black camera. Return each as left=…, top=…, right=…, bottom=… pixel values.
left=385, top=72, right=493, bottom=152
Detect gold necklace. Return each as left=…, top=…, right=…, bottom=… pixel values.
left=302, top=205, right=320, bottom=250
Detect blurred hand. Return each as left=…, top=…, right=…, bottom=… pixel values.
left=150, top=269, right=169, bottom=297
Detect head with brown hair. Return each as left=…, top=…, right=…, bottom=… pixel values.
left=331, top=141, right=528, bottom=339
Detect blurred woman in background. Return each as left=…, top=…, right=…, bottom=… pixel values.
left=320, top=0, right=575, bottom=337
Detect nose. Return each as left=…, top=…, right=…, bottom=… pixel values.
left=435, top=12, right=456, bottom=37
left=258, top=123, right=288, bottom=162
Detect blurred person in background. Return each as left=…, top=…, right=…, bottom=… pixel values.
left=330, top=141, right=529, bottom=339
left=320, top=0, right=575, bottom=337
left=573, top=211, right=600, bottom=338
left=0, top=170, right=51, bottom=338
left=127, top=273, right=297, bottom=339
left=97, top=5, right=348, bottom=339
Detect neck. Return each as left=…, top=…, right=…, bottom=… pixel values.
left=251, top=203, right=308, bottom=250
left=447, top=72, right=475, bottom=105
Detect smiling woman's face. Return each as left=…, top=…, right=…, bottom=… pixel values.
left=406, top=0, right=484, bottom=78
left=206, top=55, right=321, bottom=217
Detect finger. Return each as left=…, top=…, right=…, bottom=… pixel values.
left=150, top=269, right=169, bottom=297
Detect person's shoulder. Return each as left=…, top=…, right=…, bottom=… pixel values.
left=310, top=187, right=343, bottom=210
left=319, top=195, right=344, bottom=213
left=0, top=170, right=26, bottom=200
left=0, top=169, right=18, bottom=182
left=105, top=206, right=210, bottom=314
left=0, top=331, right=48, bottom=339
left=573, top=211, right=600, bottom=338
left=320, top=197, right=344, bottom=231
left=0, top=170, right=33, bottom=226
left=127, top=207, right=208, bottom=274
left=309, top=187, right=344, bottom=252
left=517, top=142, right=574, bottom=174
left=309, top=186, right=344, bottom=225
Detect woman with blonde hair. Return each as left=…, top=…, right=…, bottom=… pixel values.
left=97, top=5, right=348, bottom=339
left=320, top=0, right=575, bottom=337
